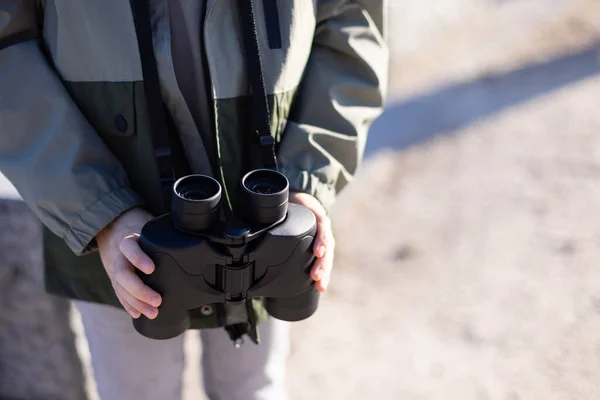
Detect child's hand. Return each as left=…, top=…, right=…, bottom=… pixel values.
left=289, top=192, right=335, bottom=292
left=96, top=208, right=162, bottom=319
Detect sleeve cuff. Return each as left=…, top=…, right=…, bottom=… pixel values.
left=279, top=167, right=337, bottom=213
left=62, top=187, right=144, bottom=255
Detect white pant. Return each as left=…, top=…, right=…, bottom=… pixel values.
left=75, top=301, right=290, bottom=400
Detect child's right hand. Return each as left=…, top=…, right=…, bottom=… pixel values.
left=96, top=208, right=162, bottom=319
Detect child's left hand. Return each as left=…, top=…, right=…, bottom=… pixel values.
left=289, top=192, right=335, bottom=292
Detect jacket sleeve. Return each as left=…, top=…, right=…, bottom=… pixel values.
left=0, top=0, right=143, bottom=254
left=278, top=0, right=388, bottom=211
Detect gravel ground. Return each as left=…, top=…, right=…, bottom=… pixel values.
left=289, top=72, right=600, bottom=400
left=2, top=1, right=600, bottom=399
left=288, top=1, right=600, bottom=399
left=0, top=201, right=86, bottom=400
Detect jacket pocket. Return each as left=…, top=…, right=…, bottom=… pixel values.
left=63, top=81, right=136, bottom=137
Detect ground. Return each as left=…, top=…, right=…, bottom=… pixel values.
left=287, top=1, right=600, bottom=399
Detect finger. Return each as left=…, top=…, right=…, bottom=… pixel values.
left=314, top=265, right=331, bottom=292
left=312, top=241, right=334, bottom=292
left=313, top=217, right=333, bottom=258
left=315, top=278, right=327, bottom=293
left=115, top=282, right=159, bottom=320
left=310, top=257, right=325, bottom=281
left=113, top=258, right=162, bottom=307
left=119, top=234, right=155, bottom=274
left=311, top=216, right=335, bottom=279
left=310, top=249, right=334, bottom=292
left=115, top=291, right=142, bottom=319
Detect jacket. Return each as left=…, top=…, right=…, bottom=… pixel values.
left=0, top=0, right=388, bottom=338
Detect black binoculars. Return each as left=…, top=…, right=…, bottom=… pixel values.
left=132, top=169, right=319, bottom=340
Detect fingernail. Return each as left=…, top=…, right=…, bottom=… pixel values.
left=152, top=295, right=162, bottom=307
left=317, top=245, right=326, bottom=258
left=146, top=308, right=157, bottom=319
left=143, top=261, right=154, bottom=273
left=315, top=267, right=324, bottom=281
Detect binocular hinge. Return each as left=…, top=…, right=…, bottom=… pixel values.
left=219, top=262, right=254, bottom=301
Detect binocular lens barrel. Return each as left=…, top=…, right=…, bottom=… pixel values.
left=241, top=169, right=289, bottom=225
left=171, top=170, right=289, bottom=231
left=172, top=175, right=221, bottom=232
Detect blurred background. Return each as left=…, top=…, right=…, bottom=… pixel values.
left=2, top=0, right=600, bottom=398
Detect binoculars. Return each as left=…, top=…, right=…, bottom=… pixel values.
left=132, top=169, right=320, bottom=340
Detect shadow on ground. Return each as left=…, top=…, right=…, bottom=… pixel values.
left=366, top=43, right=600, bottom=157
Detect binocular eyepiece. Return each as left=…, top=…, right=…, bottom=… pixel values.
left=172, top=169, right=289, bottom=232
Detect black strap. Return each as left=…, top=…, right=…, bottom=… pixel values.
left=129, top=0, right=179, bottom=210
left=262, top=0, right=282, bottom=49
left=237, top=0, right=278, bottom=170
left=129, top=0, right=277, bottom=211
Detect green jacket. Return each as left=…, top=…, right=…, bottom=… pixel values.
left=0, top=0, right=388, bottom=337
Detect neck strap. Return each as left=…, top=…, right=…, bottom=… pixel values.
left=237, top=0, right=278, bottom=170
left=129, top=0, right=183, bottom=211
left=129, top=0, right=278, bottom=212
